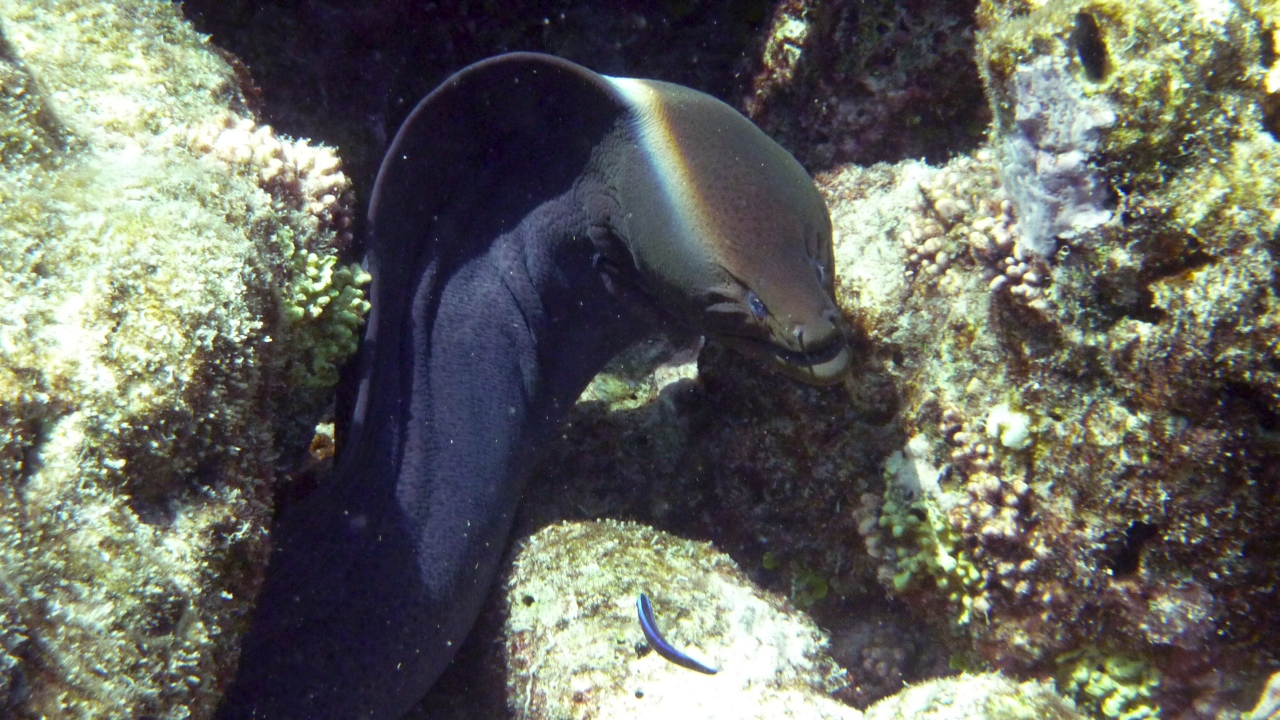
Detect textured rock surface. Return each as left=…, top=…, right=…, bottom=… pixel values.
left=503, top=520, right=858, bottom=720
left=848, top=1, right=1280, bottom=713
left=11, top=0, right=1273, bottom=718
left=0, top=1, right=366, bottom=717
left=863, top=673, right=1084, bottom=720
left=742, top=0, right=989, bottom=170
left=503, top=522, right=1088, bottom=720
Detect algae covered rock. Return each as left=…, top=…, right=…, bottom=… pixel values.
left=502, top=522, right=1088, bottom=720
left=834, top=0, right=1280, bottom=714
left=0, top=0, right=367, bottom=717
left=504, top=520, right=859, bottom=720
left=742, top=0, right=989, bottom=168
left=863, top=673, right=1085, bottom=720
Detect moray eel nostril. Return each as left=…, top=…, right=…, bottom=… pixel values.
left=218, top=52, right=847, bottom=720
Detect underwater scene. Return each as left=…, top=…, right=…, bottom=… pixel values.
left=1, top=0, right=1279, bottom=718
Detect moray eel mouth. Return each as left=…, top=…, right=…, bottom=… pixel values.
left=721, top=330, right=851, bottom=386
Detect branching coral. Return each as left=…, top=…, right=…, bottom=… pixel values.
left=862, top=490, right=988, bottom=623
left=185, top=114, right=371, bottom=389
left=888, top=152, right=1058, bottom=313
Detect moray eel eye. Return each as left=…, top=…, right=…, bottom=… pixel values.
left=746, top=290, right=768, bottom=320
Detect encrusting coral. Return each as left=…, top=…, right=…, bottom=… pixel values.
left=862, top=672, right=1085, bottom=720
left=504, top=520, right=859, bottom=720
left=838, top=0, right=1280, bottom=714
left=503, top=520, right=1088, bottom=720
left=0, top=0, right=367, bottom=717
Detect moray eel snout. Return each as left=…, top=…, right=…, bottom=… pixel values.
left=716, top=299, right=850, bottom=386
left=699, top=265, right=849, bottom=385
left=712, top=239, right=849, bottom=385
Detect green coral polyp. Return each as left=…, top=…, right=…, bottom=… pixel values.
left=277, top=229, right=371, bottom=388
left=877, top=494, right=986, bottom=625
left=1056, top=649, right=1162, bottom=720
left=790, top=564, right=830, bottom=609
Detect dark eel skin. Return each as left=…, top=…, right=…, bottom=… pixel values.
left=217, top=53, right=848, bottom=720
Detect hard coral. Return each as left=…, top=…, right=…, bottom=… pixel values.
left=0, top=1, right=367, bottom=718
left=835, top=0, right=1280, bottom=715
left=1056, top=649, right=1161, bottom=720
left=186, top=114, right=370, bottom=391
left=504, top=520, right=857, bottom=720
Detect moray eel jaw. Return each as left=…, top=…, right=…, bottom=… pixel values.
left=721, top=328, right=851, bottom=386
left=711, top=309, right=851, bottom=386
left=696, top=267, right=850, bottom=385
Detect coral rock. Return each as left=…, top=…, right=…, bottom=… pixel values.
left=863, top=673, right=1084, bottom=720
left=504, top=520, right=858, bottom=720
left=0, top=1, right=367, bottom=718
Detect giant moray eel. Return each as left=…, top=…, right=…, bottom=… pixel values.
left=218, top=53, right=848, bottom=720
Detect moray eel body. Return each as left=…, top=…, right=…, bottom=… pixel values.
left=218, top=53, right=847, bottom=720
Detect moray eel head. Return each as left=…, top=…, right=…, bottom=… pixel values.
left=605, top=77, right=850, bottom=385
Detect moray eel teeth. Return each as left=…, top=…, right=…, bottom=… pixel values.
left=721, top=329, right=850, bottom=386
left=637, top=593, right=719, bottom=675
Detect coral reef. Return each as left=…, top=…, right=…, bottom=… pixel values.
left=1055, top=649, right=1160, bottom=720
left=503, top=520, right=857, bottom=720
left=7, top=0, right=1265, bottom=717
left=502, top=521, right=1085, bottom=720
left=838, top=0, right=1280, bottom=714
left=506, top=1, right=1280, bottom=718
left=185, top=115, right=368, bottom=391
left=0, top=1, right=366, bottom=718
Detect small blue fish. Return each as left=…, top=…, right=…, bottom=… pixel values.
left=636, top=593, right=719, bottom=675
